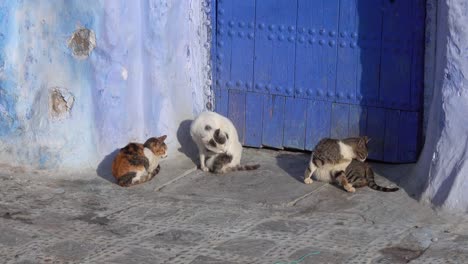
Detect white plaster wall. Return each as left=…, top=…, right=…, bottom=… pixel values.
left=411, top=0, right=468, bottom=212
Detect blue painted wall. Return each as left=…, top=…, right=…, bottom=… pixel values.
left=410, top=0, right=468, bottom=212
left=0, top=0, right=211, bottom=169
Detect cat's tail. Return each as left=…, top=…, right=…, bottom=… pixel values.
left=368, top=181, right=399, bottom=192
left=367, top=168, right=399, bottom=192
left=227, top=164, right=261, bottom=172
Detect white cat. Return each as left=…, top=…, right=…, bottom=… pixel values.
left=190, top=111, right=259, bottom=173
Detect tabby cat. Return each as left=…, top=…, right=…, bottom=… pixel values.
left=111, top=135, right=168, bottom=187
left=336, top=160, right=399, bottom=192
left=304, top=137, right=370, bottom=192
left=190, top=111, right=260, bottom=173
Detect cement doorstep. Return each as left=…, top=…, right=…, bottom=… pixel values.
left=159, top=149, right=325, bottom=205
left=0, top=149, right=467, bottom=264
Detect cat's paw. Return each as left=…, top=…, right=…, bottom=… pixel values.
left=201, top=166, right=209, bottom=172
left=345, top=186, right=356, bottom=193
left=304, top=178, right=313, bottom=184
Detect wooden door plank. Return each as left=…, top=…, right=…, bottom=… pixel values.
left=305, top=100, right=331, bottom=150
left=245, top=92, right=264, bottom=147
left=284, top=97, right=307, bottom=149
left=262, top=94, right=285, bottom=148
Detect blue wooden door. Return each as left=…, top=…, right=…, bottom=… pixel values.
left=213, top=0, right=425, bottom=163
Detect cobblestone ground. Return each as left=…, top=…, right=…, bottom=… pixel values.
left=1, top=149, right=467, bottom=264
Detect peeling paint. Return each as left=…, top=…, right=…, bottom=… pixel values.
left=0, top=0, right=209, bottom=170
left=49, top=88, right=74, bottom=120
left=67, top=28, right=96, bottom=59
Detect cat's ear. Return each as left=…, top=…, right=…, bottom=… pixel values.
left=363, top=136, right=371, bottom=144
left=358, top=136, right=369, bottom=146
left=158, top=135, right=167, bottom=142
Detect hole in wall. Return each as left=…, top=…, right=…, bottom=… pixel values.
left=49, top=87, right=74, bottom=120
left=67, top=28, right=96, bottom=59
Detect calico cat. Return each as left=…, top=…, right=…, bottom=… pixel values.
left=190, top=111, right=260, bottom=173
left=304, top=137, right=370, bottom=192
left=111, top=135, right=168, bottom=187
left=335, top=160, right=399, bottom=192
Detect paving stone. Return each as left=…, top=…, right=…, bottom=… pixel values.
left=149, top=229, right=204, bottom=246
left=372, top=247, right=424, bottom=264
left=190, top=211, right=241, bottom=226
left=287, top=247, right=349, bottom=264
left=44, top=240, right=96, bottom=262
left=398, top=227, right=434, bottom=251
left=214, top=237, right=276, bottom=257
left=253, top=219, right=309, bottom=234
left=106, top=248, right=170, bottom=264
left=189, top=255, right=239, bottom=264
left=0, top=227, right=33, bottom=247
left=0, top=149, right=467, bottom=263
left=327, top=228, right=379, bottom=245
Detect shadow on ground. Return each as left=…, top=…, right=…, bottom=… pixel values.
left=96, top=149, right=119, bottom=184
left=371, top=162, right=419, bottom=199
left=275, top=152, right=310, bottom=183
left=177, top=119, right=198, bottom=165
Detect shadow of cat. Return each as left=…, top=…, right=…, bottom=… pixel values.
left=275, top=152, right=310, bottom=183
left=369, top=161, right=414, bottom=193
left=176, top=119, right=198, bottom=165
left=96, top=149, right=119, bottom=184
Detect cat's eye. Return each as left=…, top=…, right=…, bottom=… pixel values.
left=225, top=133, right=229, bottom=140
left=205, top=125, right=212, bottom=131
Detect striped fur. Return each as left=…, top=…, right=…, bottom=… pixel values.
left=304, top=136, right=370, bottom=185
left=226, top=164, right=261, bottom=172
left=209, top=153, right=260, bottom=173
left=341, top=160, right=399, bottom=192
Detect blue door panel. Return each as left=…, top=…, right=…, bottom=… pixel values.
left=284, top=97, right=307, bottom=149
left=245, top=92, right=264, bottom=147
left=254, top=0, right=297, bottom=96
left=295, top=0, right=340, bottom=101
left=262, top=95, right=285, bottom=148
left=410, top=0, right=426, bottom=111
left=214, top=88, right=228, bottom=117
left=380, top=0, right=413, bottom=110
left=213, top=0, right=425, bottom=162
left=348, top=105, right=367, bottom=138
left=215, top=1, right=232, bottom=91
left=356, top=0, right=383, bottom=107
left=336, top=0, right=358, bottom=105
left=384, top=109, right=400, bottom=163
left=305, top=100, right=331, bottom=150
left=367, top=107, right=385, bottom=160
left=331, top=103, right=349, bottom=139
left=228, top=90, right=246, bottom=144
left=229, top=0, right=255, bottom=92
left=398, top=111, right=420, bottom=162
